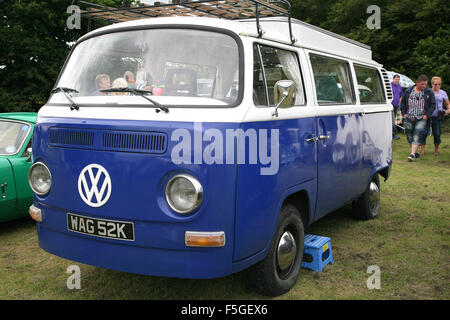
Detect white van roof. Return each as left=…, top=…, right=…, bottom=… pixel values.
left=80, top=15, right=376, bottom=65
left=241, top=17, right=374, bottom=63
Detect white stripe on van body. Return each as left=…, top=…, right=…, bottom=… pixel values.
left=37, top=102, right=391, bottom=124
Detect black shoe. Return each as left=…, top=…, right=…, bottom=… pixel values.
left=415, top=153, right=420, bottom=159
left=393, top=135, right=400, bottom=140
left=408, top=153, right=415, bottom=161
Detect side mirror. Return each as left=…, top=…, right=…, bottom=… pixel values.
left=272, top=80, right=296, bottom=117
left=26, top=148, right=32, bottom=162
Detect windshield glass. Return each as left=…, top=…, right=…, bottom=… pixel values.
left=0, top=121, right=30, bottom=155
left=51, top=29, right=241, bottom=106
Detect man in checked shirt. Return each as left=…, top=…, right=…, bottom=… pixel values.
left=400, top=74, right=436, bottom=161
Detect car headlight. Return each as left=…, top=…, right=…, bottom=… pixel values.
left=165, top=174, right=203, bottom=214
left=28, top=162, right=52, bottom=196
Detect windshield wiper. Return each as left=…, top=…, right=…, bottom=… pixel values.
left=100, top=87, right=169, bottom=113
left=50, top=87, right=80, bottom=111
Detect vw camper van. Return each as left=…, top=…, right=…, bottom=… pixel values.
left=29, top=0, right=392, bottom=296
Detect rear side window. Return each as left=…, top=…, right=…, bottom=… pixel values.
left=310, top=54, right=355, bottom=105
left=253, top=44, right=306, bottom=106
left=354, top=65, right=385, bottom=103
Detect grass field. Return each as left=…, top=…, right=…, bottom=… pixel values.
left=1, top=129, right=449, bottom=300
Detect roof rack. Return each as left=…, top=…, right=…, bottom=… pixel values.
left=72, top=0, right=296, bottom=44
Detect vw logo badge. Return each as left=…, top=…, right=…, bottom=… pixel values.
left=78, top=164, right=112, bottom=208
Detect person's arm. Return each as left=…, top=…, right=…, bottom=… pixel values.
left=399, top=87, right=403, bottom=105
left=444, top=98, right=450, bottom=115
left=424, top=90, right=436, bottom=119
left=400, top=89, right=407, bottom=118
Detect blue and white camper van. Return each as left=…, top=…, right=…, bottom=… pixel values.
left=28, top=1, right=392, bottom=296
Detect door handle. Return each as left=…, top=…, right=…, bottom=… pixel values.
left=1, top=183, right=7, bottom=199
left=305, top=136, right=318, bottom=143
left=319, top=135, right=330, bottom=140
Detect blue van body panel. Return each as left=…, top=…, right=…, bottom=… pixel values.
left=37, top=221, right=232, bottom=279
left=33, top=117, right=240, bottom=278
left=315, top=112, right=392, bottom=220
left=33, top=111, right=391, bottom=279
left=232, top=118, right=317, bottom=261
left=315, top=114, right=364, bottom=219
left=361, top=112, right=393, bottom=183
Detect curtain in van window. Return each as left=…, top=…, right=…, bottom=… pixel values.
left=277, top=50, right=305, bottom=105
left=253, top=45, right=305, bottom=106
left=338, top=64, right=354, bottom=103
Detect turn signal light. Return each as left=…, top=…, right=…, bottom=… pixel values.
left=29, top=205, right=42, bottom=222
left=185, top=231, right=225, bottom=247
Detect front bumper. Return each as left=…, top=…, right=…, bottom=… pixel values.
left=36, top=204, right=234, bottom=279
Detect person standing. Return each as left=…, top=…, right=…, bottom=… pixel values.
left=391, top=75, right=403, bottom=140
left=400, top=74, right=436, bottom=161
left=430, top=76, right=450, bottom=156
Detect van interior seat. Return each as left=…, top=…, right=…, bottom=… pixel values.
left=163, top=69, right=197, bottom=96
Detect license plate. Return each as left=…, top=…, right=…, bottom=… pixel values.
left=67, top=213, right=135, bottom=241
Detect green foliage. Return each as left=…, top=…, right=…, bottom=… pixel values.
left=411, top=28, right=450, bottom=90
left=0, top=0, right=136, bottom=113
left=291, top=0, right=450, bottom=92
left=1, top=0, right=449, bottom=112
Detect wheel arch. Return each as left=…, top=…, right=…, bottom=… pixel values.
left=282, top=189, right=310, bottom=228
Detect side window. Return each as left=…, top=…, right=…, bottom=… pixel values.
left=21, top=137, right=32, bottom=157
left=253, top=44, right=305, bottom=106
left=310, top=54, right=355, bottom=105
left=253, top=45, right=268, bottom=106
left=354, top=65, right=385, bottom=103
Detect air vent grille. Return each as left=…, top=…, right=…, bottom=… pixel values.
left=48, top=128, right=167, bottom=154
left=102, top=132, right=167, bottom=154
left=380, top=69, right=393, bottom=100
left=49, top=128, right=94, bottom=147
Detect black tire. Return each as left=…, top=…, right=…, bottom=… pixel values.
left=352, top=174, right=381, bottom=220
left=248, top=203, right=305, bottom=296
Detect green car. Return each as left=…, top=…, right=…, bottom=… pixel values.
left=0, top=112, right=37, bottom=222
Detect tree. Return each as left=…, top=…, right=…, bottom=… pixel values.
left=0, top=0, right=135, bottom=113
left=291, top=0, right=450, bottom=91
left=1, top=0, right=449, bottom=112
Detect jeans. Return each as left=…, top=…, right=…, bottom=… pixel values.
left=404, top=118, right=428, bottom=145
left=431, top=116, right=442, bottom=145
left=422, top=118, right=431, bottom=145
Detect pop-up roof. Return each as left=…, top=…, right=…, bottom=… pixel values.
left=73, top=0, right=295, bottom=43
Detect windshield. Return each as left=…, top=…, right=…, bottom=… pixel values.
left=51, top=28, right=241, bottom=107
left=0, top=120, right=30, bottom=155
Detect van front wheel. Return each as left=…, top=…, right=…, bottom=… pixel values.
left=353, top=174, right=380, bottom=220
left=248, top=203, right=304, bottom=296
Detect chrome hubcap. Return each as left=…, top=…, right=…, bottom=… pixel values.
left=368, top=181, right=380, bottom=215
left=277, top=231, right=297, bottom=273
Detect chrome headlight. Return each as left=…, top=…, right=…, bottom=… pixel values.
left=28, top=162, right=52, bottom=196
left=165, top=174, right=203, bottom=214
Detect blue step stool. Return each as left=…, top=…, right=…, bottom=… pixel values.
left=301, top=234, right=334, bottom=272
